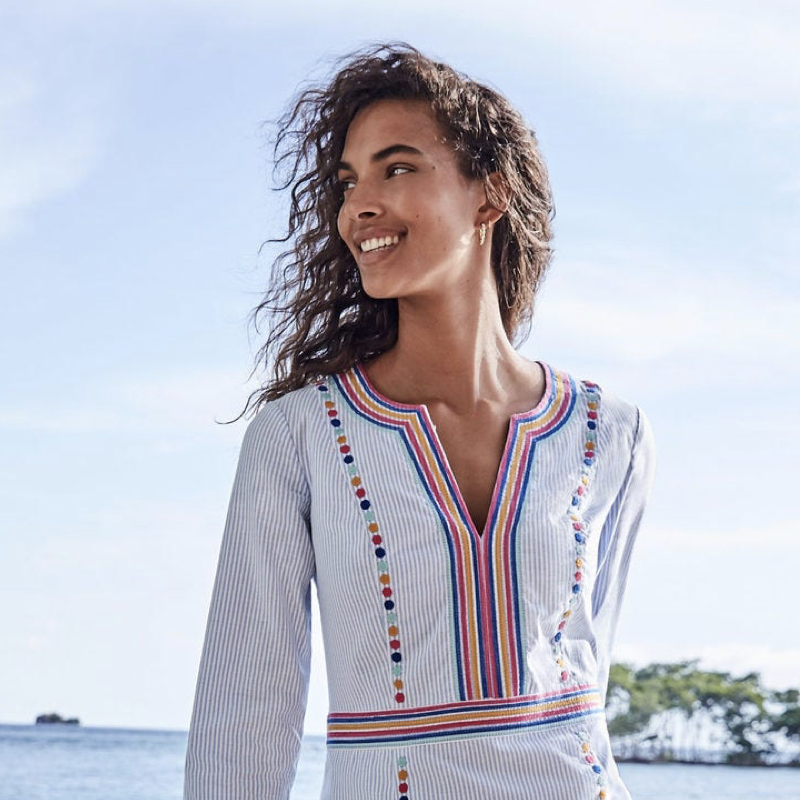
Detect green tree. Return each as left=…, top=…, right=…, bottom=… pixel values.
left=770, top=688, right=800, bottom=749
left=605, top=661, right=787, bottom=765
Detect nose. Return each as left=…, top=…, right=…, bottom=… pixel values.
left=340, top=179, right=383, bottom=222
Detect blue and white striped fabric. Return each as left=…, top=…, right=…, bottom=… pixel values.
left=184, top=361, right=655, bottom=799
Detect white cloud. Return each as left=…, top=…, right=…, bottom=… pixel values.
left=0, top=69, right=106, bottom=239
left=29, top=500, right=222, bottom=573
left=0, top=407, right=125, bottom=433
left=644, top=523, right=799, bottom=550
left=505, top=1, right=800, bottom=105
left=212, top=1, right=800, bottom=106
left=777, top=174, right=800, bottom=194
left=18, top=1, right=800, bottom=107
left=0, top=365, right=258, bottom=435
left=615, top=641, right=800, bottom=691
left=529, top=252, right=798, bottom=389
left=115, top=366, right=261, bottom=430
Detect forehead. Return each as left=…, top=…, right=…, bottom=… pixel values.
left=341, top=99, right=450, bottom=155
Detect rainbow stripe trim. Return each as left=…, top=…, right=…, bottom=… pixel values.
left=332, top=363, right=576, bottom=701
left=334, top=364, right=577, bottom=700
left=327, top=684, right=603, bottom=747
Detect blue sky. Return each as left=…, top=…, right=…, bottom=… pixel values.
left=1, top=0, right=798, bottom=733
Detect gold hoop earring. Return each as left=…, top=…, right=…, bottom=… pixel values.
left=479, top=223, right=487, bottom=247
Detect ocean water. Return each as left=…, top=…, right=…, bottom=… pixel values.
left=0, top=724, right=797, bottom=799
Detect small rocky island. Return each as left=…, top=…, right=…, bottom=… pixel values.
left=35, top=712, right=80, bottom=725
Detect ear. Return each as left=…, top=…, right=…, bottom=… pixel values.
left=477, top=171, right=510, bottom=225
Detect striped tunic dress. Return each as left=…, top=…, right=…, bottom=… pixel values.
left=184, top=361, right=656, bottom=800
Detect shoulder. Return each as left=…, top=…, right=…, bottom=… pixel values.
left=238, top=383, right=327, bottom=472
left=245, top=383, right=323, bottom=433
left=551, top=363, right=654, bottom=460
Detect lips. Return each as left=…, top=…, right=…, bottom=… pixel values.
left=360, top=234, right=401, bottom=253
left=354, top=230, right=405, bottom=265
left=358, top=238, right=403, bottom=265
left=353, top=227, right=406, bottom=248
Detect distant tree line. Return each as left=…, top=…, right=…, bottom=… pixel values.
left=606, top=661, right=800, bottom=766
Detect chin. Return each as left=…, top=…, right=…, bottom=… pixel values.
left=358, top=277, right=398, bottom=301
left=361, top=289, right=397, bottom=302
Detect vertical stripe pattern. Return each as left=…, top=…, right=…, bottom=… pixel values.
left=334, top=364, right=576, bottom=699
left=318, top=381, right=407, bottom=705
left=184, top=401, right=314, bottom=800
left=576, top=729, right=609, bottom=799
left=552, top=382, right=601, bottom=683
left=185, top=364, right=655, bottom=800
left=322, top=715, right=630, bottom=800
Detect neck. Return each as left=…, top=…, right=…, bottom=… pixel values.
left=367, top=278, right=534, bottom=414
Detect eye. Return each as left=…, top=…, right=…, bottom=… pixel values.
left=336, top=164, right=412, bottom=197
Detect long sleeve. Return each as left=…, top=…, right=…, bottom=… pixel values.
left=184, top=400, right=315, bottom=800
left=591, top=406, right=656, bottom=701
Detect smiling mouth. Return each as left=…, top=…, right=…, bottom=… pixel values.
left=359, top=234, right=402, bottom=253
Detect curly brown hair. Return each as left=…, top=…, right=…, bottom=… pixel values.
left=242, top=41, right=554, bottom=416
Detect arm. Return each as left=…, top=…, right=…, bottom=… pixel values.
left=184, top=401, right=315, bottom=800
left=591, top=406, right=656, bottom=702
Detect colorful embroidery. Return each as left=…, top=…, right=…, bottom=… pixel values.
left=576, top=730, right=607, bottom=798
left=397, top=755, right=409, bottom=800
left=334, top=364, right=576, bottom=701
left=552, top=381, right=601, bottom=683
left=328, top=684, right=603, bottom=747
left=318, top=382, right=405, bottom=705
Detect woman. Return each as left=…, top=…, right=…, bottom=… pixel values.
left=185, top=42, right=655, bottom=800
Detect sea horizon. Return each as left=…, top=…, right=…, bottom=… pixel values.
left=3, top=724, right=799, bottom=800
left=3, top=722, right=797, bottom=769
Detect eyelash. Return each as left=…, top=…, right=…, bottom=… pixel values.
left=339, top=164, right=412, bottom=192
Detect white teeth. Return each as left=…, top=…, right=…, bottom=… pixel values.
left=359, top=234, right=400, bottom=253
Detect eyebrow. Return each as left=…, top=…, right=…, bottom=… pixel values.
left=336, top=144, right=424, bottom=173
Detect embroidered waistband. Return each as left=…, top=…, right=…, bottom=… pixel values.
left=327, top=684, right=603, bottom=747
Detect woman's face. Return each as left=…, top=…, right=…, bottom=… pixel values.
left=336, top=99, right=488, bottom=303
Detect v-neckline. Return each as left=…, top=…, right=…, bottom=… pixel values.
left=351, top=361, right=555, bottom=539
left=328, top=362, right=578, bottom=700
